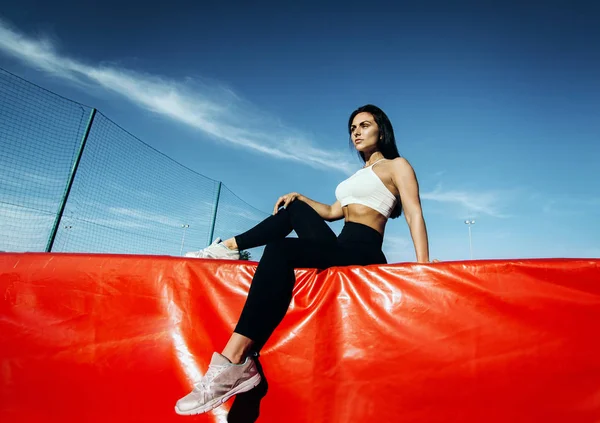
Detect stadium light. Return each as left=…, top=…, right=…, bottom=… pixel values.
left=180, top=224, right=190, bottom=256
left=464, top=220, right=475, bottom=260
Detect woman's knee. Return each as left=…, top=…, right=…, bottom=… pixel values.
left=286, top=198, right=309, bottom=212
left=286, top=199, right=316, bottom=221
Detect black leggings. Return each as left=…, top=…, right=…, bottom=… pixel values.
left=233, top=200, right=387, bottom=349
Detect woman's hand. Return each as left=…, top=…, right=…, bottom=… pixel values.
left=273, top=192, right=301, bottom=215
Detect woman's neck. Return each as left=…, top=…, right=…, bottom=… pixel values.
left=364, top=152, right=385, bottom=167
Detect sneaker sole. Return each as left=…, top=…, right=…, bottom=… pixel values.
left=174, top=373, right=262, bottom=415
left=184, top=254, right=240, bottom=260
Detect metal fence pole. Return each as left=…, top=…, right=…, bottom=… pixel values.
left=45, top=108, right=97, bottom=252
left=207, top=181, right=222, bottom=246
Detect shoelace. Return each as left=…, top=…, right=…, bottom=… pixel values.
left=206, top=244, right=235, bottom=258
left=191, top=245, right=218, bottom=258
left=199, top=242, right=226, bottom=258
left=195, top=364, right=228, bottom=391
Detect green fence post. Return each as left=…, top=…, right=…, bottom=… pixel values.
left=45, top=108, right=97, bottom=252
left=207, top=181, right=222, bottom=246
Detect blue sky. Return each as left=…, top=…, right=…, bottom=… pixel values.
left=0, top=0, right=599, bottom=262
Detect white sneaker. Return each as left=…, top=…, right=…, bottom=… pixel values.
left=185, top=238, right=240, bottom=260
left=175, top=352, right=262, bottom=415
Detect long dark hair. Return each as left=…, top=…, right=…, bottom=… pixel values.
left=348, top=104, right=402, bottom=218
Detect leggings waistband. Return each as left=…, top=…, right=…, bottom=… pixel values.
left=337, top=222, right=384, bottom=248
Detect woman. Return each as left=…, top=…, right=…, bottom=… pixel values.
left=175, top=104, right=433, bottom=415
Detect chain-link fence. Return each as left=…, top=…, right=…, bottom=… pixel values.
left=0, top=68, right=268, bottom=260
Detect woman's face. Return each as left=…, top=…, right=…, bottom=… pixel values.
left=350, top=112, right=380, bottom=154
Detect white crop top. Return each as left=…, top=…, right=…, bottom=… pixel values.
left=335, top=159, right=398, bottom=218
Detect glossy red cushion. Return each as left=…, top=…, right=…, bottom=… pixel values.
left=1, top=253, right=599, bottom=422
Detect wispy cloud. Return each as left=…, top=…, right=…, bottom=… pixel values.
left=0, top=201, right=55, bottom=252
left=107, top=207, right=194, bottom=228
left=382, top=234, right=414, bottom=263
left=0, top=19, right=355, bottom=174
left=68, top=199, right=213, bottom=231
left=421, top=184, right=511, bottom=218
left=1, top=168, right=65, bottom=189
left=542, top=197, right=600, bottom=216
left=216, top=201, right=268, bottom=221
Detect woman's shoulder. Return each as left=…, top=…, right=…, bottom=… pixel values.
left=384, top=157, right=413, bottom=172
left=384, top=158, right=416, bottom=188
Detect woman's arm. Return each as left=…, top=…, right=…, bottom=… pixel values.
left=391, top=158, right=431, bottom=263
left=274, top=193, right=344, bottom=222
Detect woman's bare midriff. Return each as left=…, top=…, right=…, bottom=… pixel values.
left=342, top=204, right=387, bottom=235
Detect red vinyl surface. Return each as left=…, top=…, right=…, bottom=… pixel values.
left=1, top=253, right=600, bottom=422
